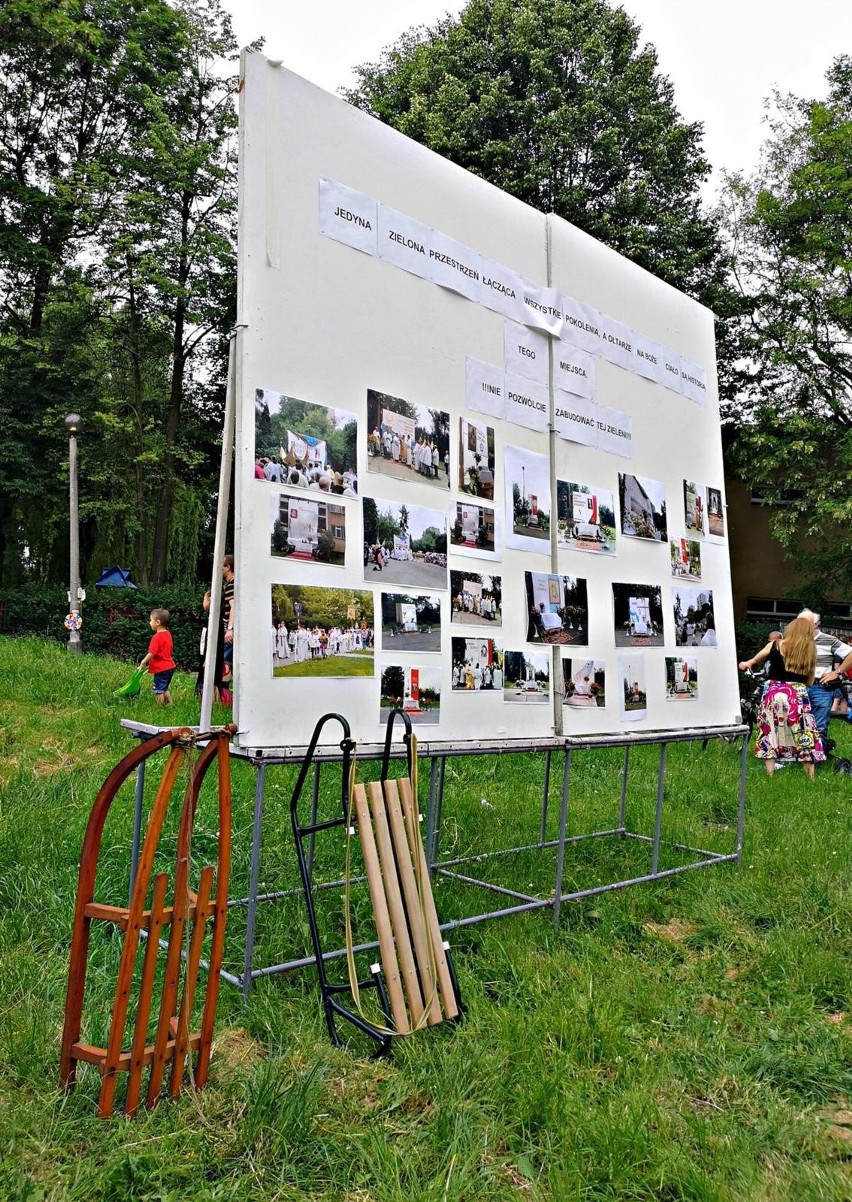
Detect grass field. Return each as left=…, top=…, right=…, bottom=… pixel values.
left=1, top=636, right=850, bottom=1201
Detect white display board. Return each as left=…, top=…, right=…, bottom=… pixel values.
left=234, top=52, right=739, bottom=749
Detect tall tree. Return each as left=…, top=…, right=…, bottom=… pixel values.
left=717, top=55, right=852, bottom=600
left=345, top=0, right=725, bottom=299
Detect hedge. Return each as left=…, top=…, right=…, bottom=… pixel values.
left=0, top=584, right=207, bottom=670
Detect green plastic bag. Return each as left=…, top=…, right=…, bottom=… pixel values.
left=114, top=667, right=146, bottom=699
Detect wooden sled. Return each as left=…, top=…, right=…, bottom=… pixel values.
left=291, top=710, right=462, bottom=1053
left=60, top=726, right=233, bottom=1117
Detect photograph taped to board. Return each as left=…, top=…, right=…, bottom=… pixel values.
left=556, top=480, right=616, bottom=555
left=270, top=585, right=374, bottom=677
left=524, top=572, right=589, bottom=645
left=380, top=664, right=441, bottom=725
left=619, top=473, right=667, bottom=542
left=612, top=582, right=665, bottom=647
left=563, top=658, right=607, bottom=708
left=255, top=388, right=359, bottom=497
left=450, top=570, right=502, bottom=627
left=269, top=491, right=347, bottom=567
left=380, top=592, right=441, bottom=653
left=366, top=388, right=450, bottom=492
left=363, top=497, right=448, bottom=590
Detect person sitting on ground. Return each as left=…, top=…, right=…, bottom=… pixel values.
left=738, top=616, right=825, bottom=778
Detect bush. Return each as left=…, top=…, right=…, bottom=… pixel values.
left=0, top=583, right=206, bottom=669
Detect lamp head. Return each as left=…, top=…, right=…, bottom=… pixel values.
left=64, top=413, right=82, bottom=435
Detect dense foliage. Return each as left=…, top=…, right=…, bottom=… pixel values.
left=718, top=56, right=852, bottom=602
left=0, top=0, right=240, bottom=589
left=345, top=0, right=727, bottom=303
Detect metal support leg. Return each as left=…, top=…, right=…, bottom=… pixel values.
left=650, top=743, right=667, bottom=875
left=539, top=749, right=551, bottom=844
left=617, top=746, right=629, bottom=834
left=129, top=757, right=146, bottom=904
left=552, top=750, right=572, bottom=926
left=307, top=761, right=321, bottom=876
left=426, top=756, right=446, bottom=869
left=735, top=730, right=748, bottom=861
left=242, top=761, right=267, bottom=1001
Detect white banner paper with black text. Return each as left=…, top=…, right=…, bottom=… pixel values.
left=595, top=404, right=633, bottom=458
left=318, top=177, right=377, bottom=256
left=377, top=203, right=431, bottom=279
left=554, top=391, right=597, bottom=447
left=504, top=320, right=550, bottom=384
left=504, top=372, right=550, bottom=432
left=465, top=357, right=506, bottom=420
left=554, top=344, right=595, bottom=399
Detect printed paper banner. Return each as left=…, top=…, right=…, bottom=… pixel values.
left=595, top=404, right=633, bottom=458
left=679, top=357, right=709, bottom=406
left=318, top=177, right=378, bottom=256
left=504, top=320, right=550, bottom=384
left=633, top=333, right=667, bottom=385
left=522, top=279, right=564, bottom=337
left=504, top=372, right=550, bottom=433
left=479, top=255, right=529, bottom=324
left=598, top=315, right=636, bottom=371
left=554, top=391, right=596, bottom=446
left=427, top=228, right=483, bottom=302
left=465, top=356, right=506, bottom=420
left=554, top=344, right=595, bottom=399
left=659, top=344, right=684, bottom=393
left=560, top=294, right=607, bottom=356
left=377, top=203, right=431, bottom=279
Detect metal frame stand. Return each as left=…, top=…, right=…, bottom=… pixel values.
left=120, top=720, right=749, bottom=1001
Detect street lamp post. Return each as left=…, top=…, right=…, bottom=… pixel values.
left=64, top=413, right=83, bottom=653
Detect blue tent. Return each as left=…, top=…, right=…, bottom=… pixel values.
left=94, top=566, right=138, bottom=589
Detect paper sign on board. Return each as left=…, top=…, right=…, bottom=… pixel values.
left=318, top=178, right=378, bottom=256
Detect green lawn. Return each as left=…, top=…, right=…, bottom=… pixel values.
left=273, top=651, right=374, bottom=677
left=1, top=637, right=850, bottom=1201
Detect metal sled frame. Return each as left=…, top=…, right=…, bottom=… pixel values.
left=290, top=710, right=463, bottom=1053
left=60, top=727, right=232, bottom=1116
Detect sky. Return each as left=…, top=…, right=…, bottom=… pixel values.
left=226, top=0, right=852, bottom=198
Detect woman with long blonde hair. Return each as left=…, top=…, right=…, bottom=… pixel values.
left=738, top=616, right=824, bottom=777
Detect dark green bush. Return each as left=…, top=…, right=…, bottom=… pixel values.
left=0, top=584, right=206, bottom=669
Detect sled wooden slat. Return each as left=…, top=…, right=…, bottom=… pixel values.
left=398, top=777, right=459, bottom=1021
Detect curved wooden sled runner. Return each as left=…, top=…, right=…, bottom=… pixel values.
left=60, top=726, right=233, bottom=1116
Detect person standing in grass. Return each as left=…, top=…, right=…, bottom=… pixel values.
left=138, top=609, right=176, bottom=706
left=739, top=616, right=825, bottom=778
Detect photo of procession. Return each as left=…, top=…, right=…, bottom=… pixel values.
left=450, top=571, right=502, bottom=627
left=707, top=486, right=725, bottom=537
left=506, top=445, right=551, bottom=549
left=270, top=585, right=374, bottom=677
left=524, top=572, right=589, bottom=645
left=449, top=501, right=497, bottom=557
left=666, top=657, right=699, bottom=700
left=366, top=389, right=450, bottom=492
left=379, top=665, right=441, bottom=726
left=612, top=582, right=665, bottom=647
left=563, top=658, right=607, bottom=708
left=362, top=497, right=447, bottom=590
left=672, top=586, right=717, bottom=647
left=458, top=416, right=496, bottom=499
left=683, top=480, right=705, bottom=536
left=619, top=656, right=648, bottom=720
left=451, top=637, right=503, bottom=691
left=269, top=492, right=346, bottom=566
left=618, top=473, right=667, bottom=542
left=503, top=650, right=550, bottom=704
left=380, top=592, right=441, bottom=653
left=670, top=537, right=702, bottom=581
left=556, top=481, right=616, bottom=554
left=254, top=388, right=359, bottom=496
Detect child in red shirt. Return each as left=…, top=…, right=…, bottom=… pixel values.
left=138, top=608, right=176, bottom=705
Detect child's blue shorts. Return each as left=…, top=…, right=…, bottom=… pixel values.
left=152, top=669, right=175, bottom=695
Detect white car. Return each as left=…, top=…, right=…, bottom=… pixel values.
left=572, top=521, right=603, bottom=541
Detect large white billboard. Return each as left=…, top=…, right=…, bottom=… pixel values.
left=234, top=52, right=738, bottom=749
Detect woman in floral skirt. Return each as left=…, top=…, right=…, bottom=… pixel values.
left=738, top=616, right=825, bottom=778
